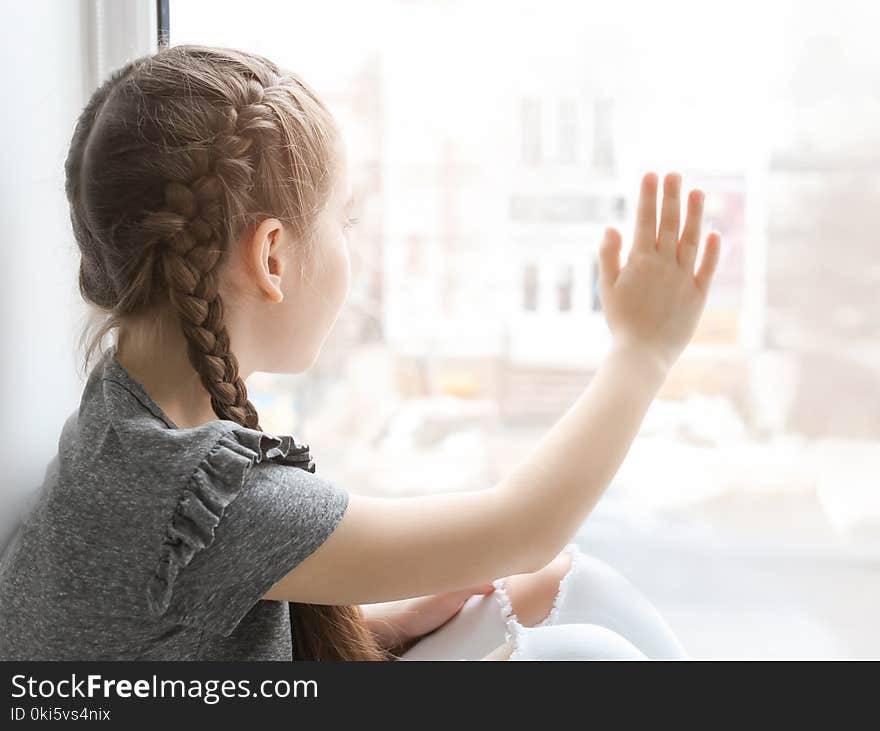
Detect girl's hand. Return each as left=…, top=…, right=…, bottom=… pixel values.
left=361, top=583, right=496, bottom=653
left=599, top=172, right=722, bottom=373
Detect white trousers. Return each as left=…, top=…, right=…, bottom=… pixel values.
left=398, top=543, right=687, bottom=661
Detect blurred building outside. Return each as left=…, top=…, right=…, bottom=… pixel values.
left=172, top=0, right=880, bottom=656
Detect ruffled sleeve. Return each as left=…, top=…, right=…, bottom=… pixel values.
left=144, top=426, right=349, bottom=637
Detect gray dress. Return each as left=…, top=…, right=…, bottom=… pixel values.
left=0, top=346, right=349, bottom=660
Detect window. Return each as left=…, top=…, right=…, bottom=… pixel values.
left=557, top=264, right=573, bottom=311
left=589, top=258, right=602, bottom=312
left=169, top=0, right=880, bottom=659
left=558, top=99, right=577, bottom=164
left=521, top=98, right=542, bottom=165
left=522, top=263, right=539, bottom=312
left=592, top=97, right=615, bottom=170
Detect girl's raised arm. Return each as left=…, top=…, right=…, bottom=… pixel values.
left=263, top=171, right=721, bottom=606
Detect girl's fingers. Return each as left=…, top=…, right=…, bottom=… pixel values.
left=599, top=226, right=622, bottom=289
left=657, top=172, right=682, bottom=259
left=632, top=172, right=658, bottom=253
left=678, top=188, right=705, bottom=272
left=695, top=231, right=722, bottom=293
left=471, top=583, right=495, bottom=594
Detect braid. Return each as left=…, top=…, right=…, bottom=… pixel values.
left=152, top=115, right=264, bottom=429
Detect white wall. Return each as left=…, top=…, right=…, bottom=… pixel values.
left=0, top=0, right=155, bottom=507
left=0, top=0, right=93, bottom=502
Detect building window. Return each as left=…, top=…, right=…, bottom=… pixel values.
left=522, top=262, right=539, bottom=311
left=592, top=97, right=615, bottom=170
left=558, top=99, right=577, bottom=164
left=589, top=257, right=602, bottom=311
left=557, top=264, right=574, bottom=311
left=406, top=233, right=425, bottom=276
left=521, top=98, right=541, bottom=165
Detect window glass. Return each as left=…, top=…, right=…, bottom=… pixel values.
left=171, top=0, right=880, bottom=658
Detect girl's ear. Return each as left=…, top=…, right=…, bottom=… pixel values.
left=247, top=217, right=286, bottom=304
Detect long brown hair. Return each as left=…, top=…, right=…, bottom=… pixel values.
left=64, top=44, right=389, bottom=661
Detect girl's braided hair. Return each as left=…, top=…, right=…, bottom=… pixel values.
left=65, top=44, right=388, bottom=661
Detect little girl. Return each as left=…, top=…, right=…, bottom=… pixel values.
left=0, top=45, right=720, bottom=661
